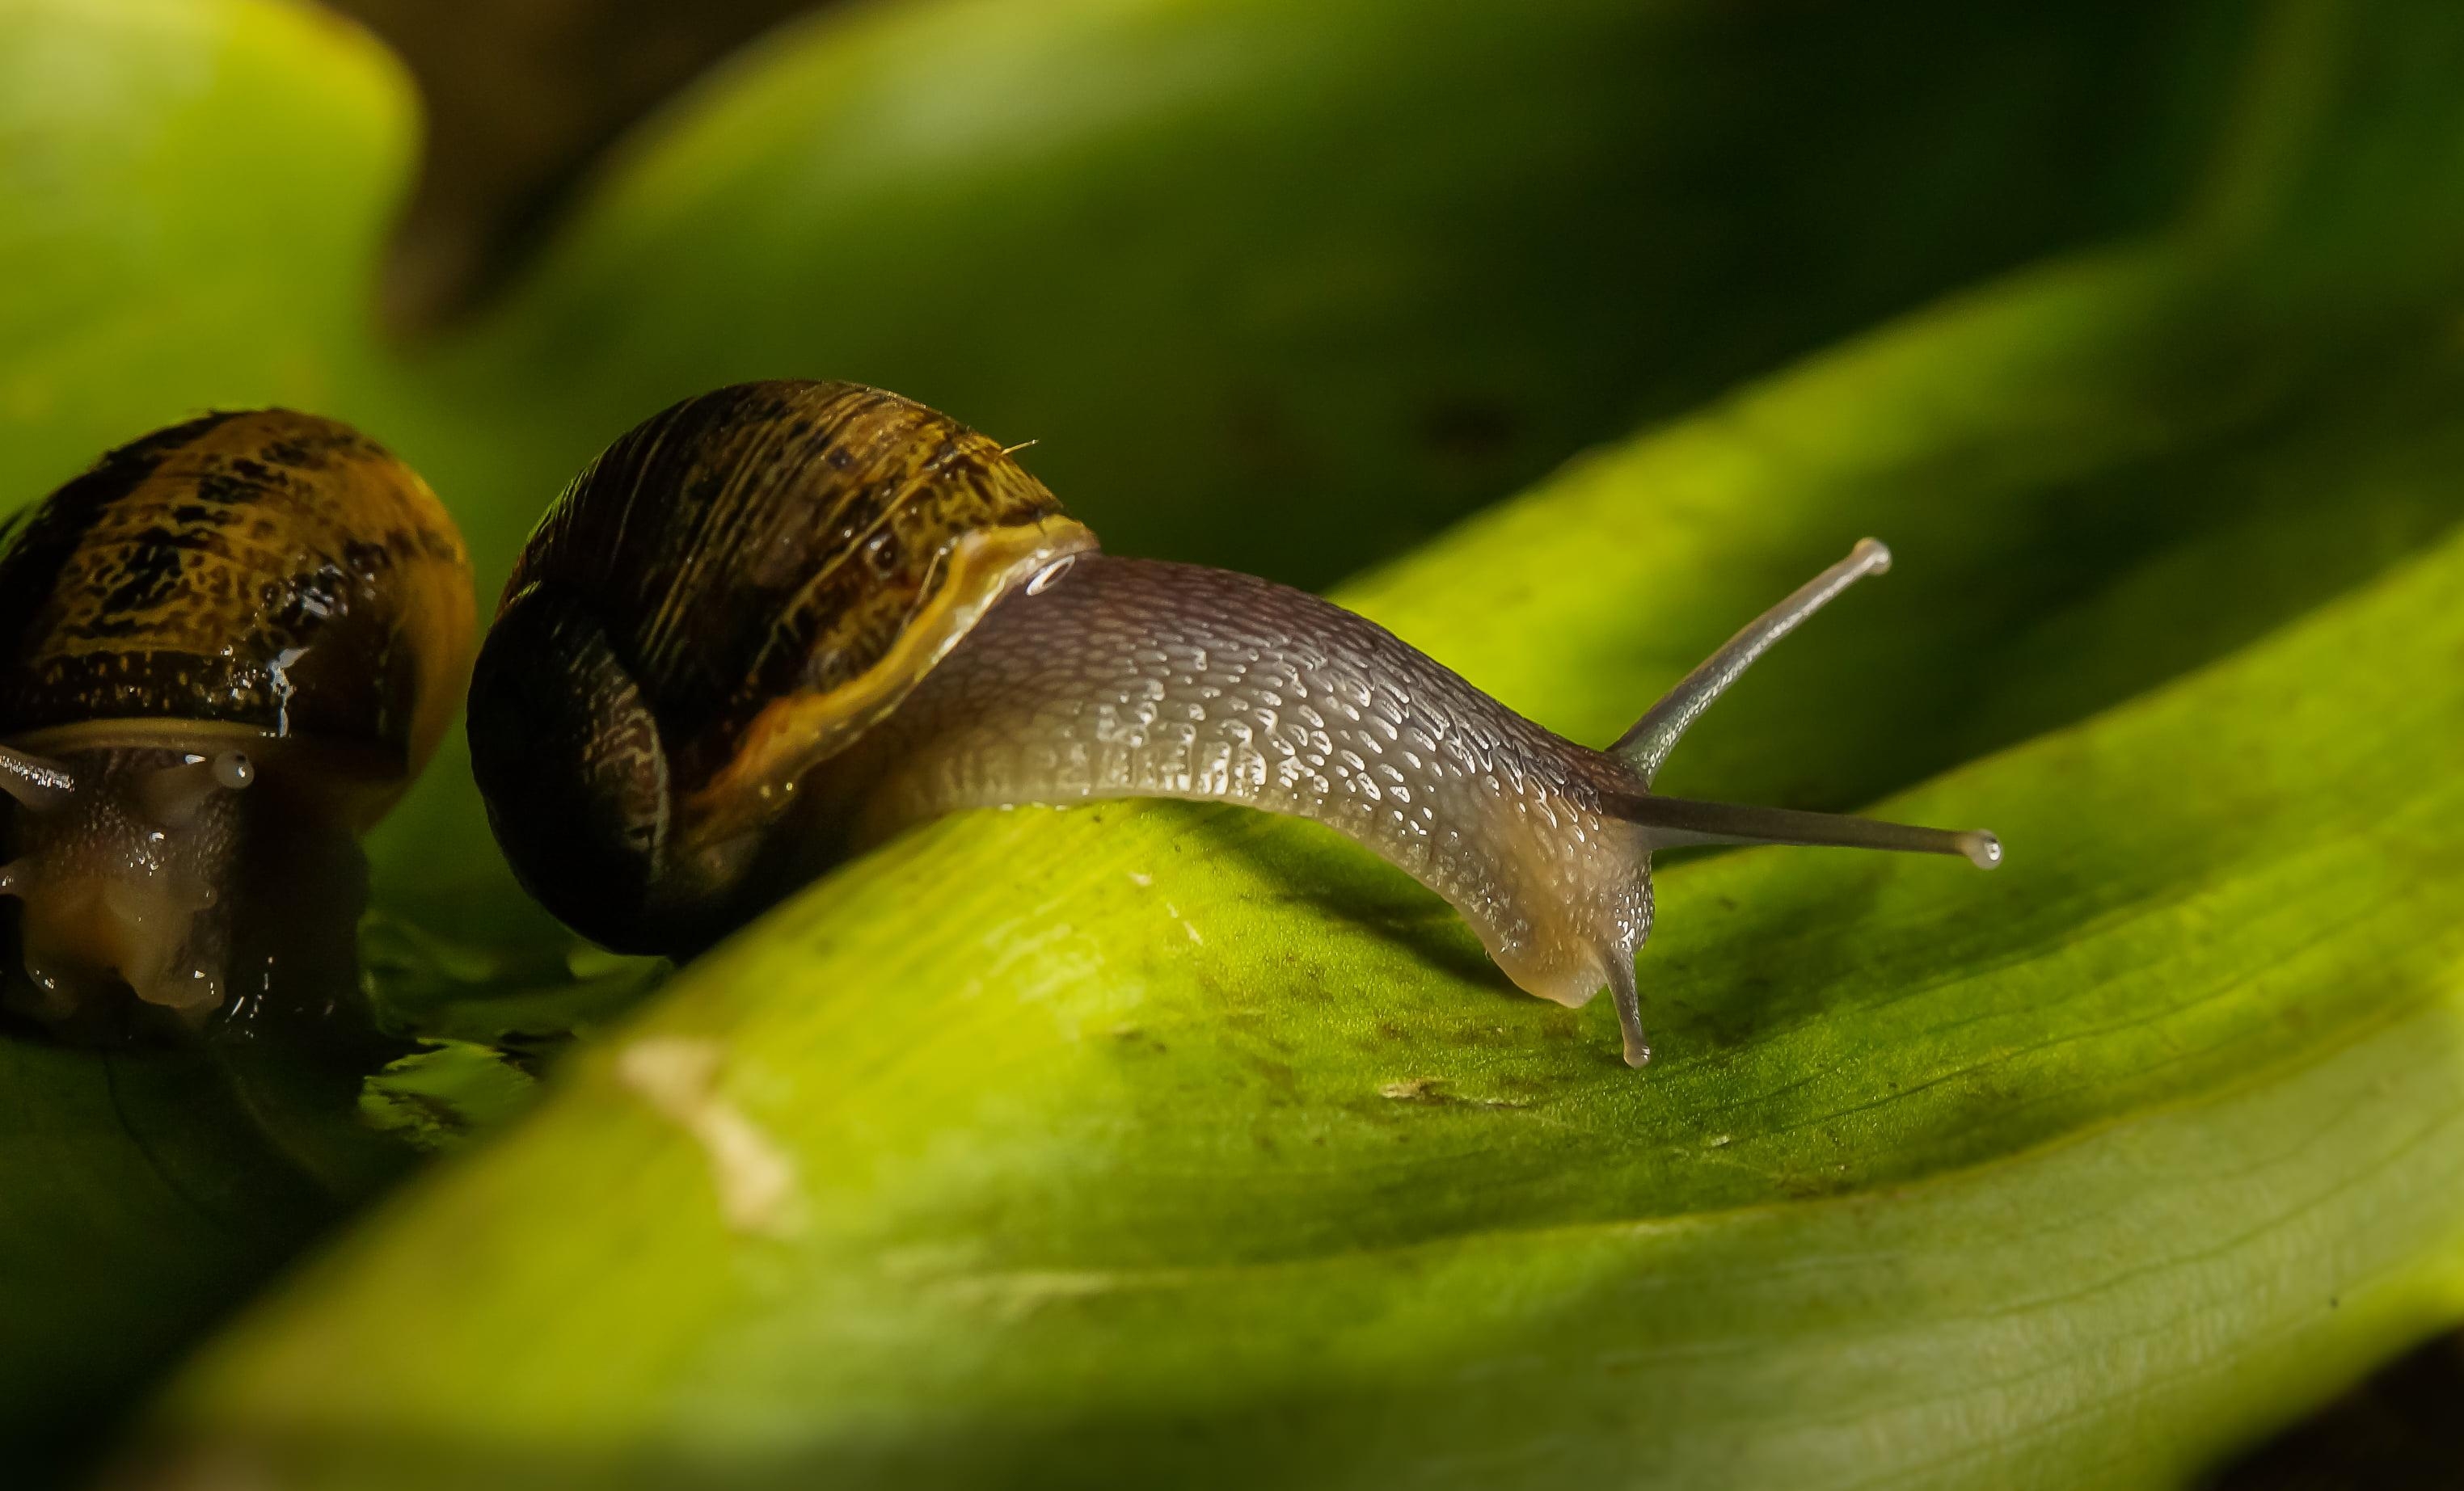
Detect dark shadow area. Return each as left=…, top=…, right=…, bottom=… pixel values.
left=0, top=1007, right=418, bottom=1489
left=2210, top=1333, right=2464, bottom=1491
left=324, top=0, right=842, bottom=326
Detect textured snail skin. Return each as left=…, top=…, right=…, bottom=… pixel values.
left=0, top=733, right=376, bottom=1037
left=4, top=742, right=243, bottom=1025
left=826, top=556, right=1655, bottom=1009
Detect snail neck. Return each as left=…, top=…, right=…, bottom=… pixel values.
left=817, top=555, right=1653, bottom=1009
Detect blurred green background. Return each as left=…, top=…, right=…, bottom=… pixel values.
left=2, top=0, right=2462, bottom=1485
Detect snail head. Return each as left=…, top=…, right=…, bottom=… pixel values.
left=0, top=739, right=256, bottom=1030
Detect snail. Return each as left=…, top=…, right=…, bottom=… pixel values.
left=467, top=381, right=1998, bottom=1067
left=0, top=411, right=475, bottom=1037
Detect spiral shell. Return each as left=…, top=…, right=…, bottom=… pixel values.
left=468, top=380, right=1096, bottom=950
left=0, top=408, right=474, bottom=800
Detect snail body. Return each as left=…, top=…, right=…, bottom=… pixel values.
left=0, top=411, right=475, bottom=1035
left=827, top=556, right=1655, bottom=1008
left=470, top=381, right=1996, bottom=1067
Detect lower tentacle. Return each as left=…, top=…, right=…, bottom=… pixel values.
left=1605, top=955, right=1650, bottom=1068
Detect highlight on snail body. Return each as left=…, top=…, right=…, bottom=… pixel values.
left=466, top=380, right=1998, bottom=1068
left=0, top=411, right=476, bottom=1038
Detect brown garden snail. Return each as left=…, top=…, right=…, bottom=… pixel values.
left=468, top=381, right=1997, bottom=1066
left=0, top=411, right=475, bottom=1037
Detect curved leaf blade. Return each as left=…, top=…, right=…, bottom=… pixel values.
left=126, top=276, right=2464, bottom=1488
left=443, top=0, right=2237, bottom=591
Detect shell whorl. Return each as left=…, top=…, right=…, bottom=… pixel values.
left=470, top=380, right=1095, bottom=950
left=0, top=409, right=475, bottom=778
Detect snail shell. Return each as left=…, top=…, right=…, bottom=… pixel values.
left=0, top=410, right=474, bottom=1034
left=468, top=381, right=1095, bottom=952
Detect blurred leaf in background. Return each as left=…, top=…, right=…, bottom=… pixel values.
left=322, top=0, right=830, bottom=326
left=3, top=0, right=2462, bottom=1485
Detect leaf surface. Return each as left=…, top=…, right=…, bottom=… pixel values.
left=133, top=310, right=2464, bottom=1484
left=4, top=0, right=2462, bottom=1485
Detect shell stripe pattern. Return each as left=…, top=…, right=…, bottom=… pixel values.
left=683, top=519, right=1094, bottom=846
left=502, top=381, right=1095, bottom=842
left=0, top=411, right=475, bottom=773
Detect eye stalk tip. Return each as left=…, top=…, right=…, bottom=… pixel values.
left=1851, top=537, right=1892, bottom=575
left=140, top=751, right=257, bottom=825
left=1958, top=830, right=2002, bottom=870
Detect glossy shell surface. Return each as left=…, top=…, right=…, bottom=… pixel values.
left=0, top=410, right=475, bottom=777
left=496, top=380, right=1096, bottom=846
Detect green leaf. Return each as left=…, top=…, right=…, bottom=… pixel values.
left=120, top=0, right=2464, bottom=1462
left=5, top=0, right=2462, bottom=1483
left=440, top=0, right=2239, bottom=590
left=0, top=0, right=409, bottom=502
left=127, top=289, right=2464, bottom=1482
left=356, top=911, right=667, bottom=1048
left=0, top=1039, right=410, bottom=1476
left=358, top=1042, right=537, bottom=1154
